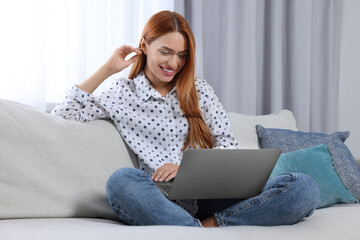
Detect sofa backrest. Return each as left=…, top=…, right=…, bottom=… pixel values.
left=228, top=110, right=298, bottom=149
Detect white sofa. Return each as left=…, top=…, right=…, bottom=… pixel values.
left=0, top=99, right=359, bottom=240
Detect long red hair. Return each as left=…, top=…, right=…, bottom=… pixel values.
left=129, top=11, right=213, bottom=151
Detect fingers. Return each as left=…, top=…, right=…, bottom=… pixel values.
left=118, top=45, right=143, bottom=56
left=123, top=54, right=142, bottom=69
left=125, top=52, right=140, bottom=62
left=165, top=171, right=177, bottom=182
left=152, top=169, right=167, bottom=182
left=135, top=47, right=143, bottom=55
left=119, top=45, right=142, bottom=65
left=152, top=167, right=169, bottom=182
left=152, top=163, right=178, bottom=182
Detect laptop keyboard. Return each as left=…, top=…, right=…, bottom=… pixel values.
left=155, top=179, right=174, bottom=195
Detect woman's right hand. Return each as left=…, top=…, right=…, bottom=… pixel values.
left=104, top=45, right=143, bottom=74
left=77, top=45, right=142, bottom=94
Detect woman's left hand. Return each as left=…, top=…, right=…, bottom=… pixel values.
left=152, top=163, right=179, bottom=182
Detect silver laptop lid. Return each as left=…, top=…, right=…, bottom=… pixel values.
left=168, top=149, right=281, bottom=200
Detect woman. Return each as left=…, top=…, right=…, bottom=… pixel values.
left=52, top=11, right=320, bottom=227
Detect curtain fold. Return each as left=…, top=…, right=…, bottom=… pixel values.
left=175, top=0, right=342, bottom=133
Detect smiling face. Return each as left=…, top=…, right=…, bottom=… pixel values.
left=142, top=32, right=188, bottom=92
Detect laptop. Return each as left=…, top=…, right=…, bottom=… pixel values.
left=155, top=148, right=282, bottom=200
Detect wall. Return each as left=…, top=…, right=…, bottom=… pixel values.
left=339, top=0, right=360, bottom=159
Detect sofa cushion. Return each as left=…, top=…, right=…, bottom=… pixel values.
left=1, top=204, right=360, bottom=240
left=256, top=125, right=360, bottom=201
left=0, top=99, right=134, bottom=220
left=228, top=110, right=298, bottom=149
left=270, top=144, right=357, bottom=208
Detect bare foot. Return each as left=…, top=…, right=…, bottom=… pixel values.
left=201, top=216, right=219, bottom=227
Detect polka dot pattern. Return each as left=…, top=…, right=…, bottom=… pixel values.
left=52, top=71, right=239, bottom=217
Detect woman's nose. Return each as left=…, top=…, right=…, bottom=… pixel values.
left=168, top=56, right=178, bottom=69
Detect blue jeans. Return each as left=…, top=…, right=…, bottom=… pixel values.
left=106, top=168, right=320, bottom=227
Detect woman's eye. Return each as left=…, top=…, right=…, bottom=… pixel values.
left=161, top=51, right=169, bottom=55
left=179, top=54, right=187, bottom=59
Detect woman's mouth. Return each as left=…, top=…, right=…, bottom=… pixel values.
left=160, top=66, right=176, bottom=76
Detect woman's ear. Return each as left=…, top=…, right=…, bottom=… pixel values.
left=140, top=38, right=147, bottom=55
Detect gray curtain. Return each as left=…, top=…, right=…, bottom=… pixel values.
left=175, top=0, right=342, bottom=133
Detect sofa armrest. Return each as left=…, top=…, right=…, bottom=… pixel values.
left=0, top=99, right=134, bottom=220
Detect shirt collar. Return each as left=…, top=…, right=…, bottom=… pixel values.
left=134, top=71, right=177, bottom=102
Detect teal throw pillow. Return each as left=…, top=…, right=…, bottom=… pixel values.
left=270, top=144, right=357, bottom=208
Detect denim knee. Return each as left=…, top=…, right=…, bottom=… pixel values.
left=271, top=172, right=320, bottom=207
left=107, top=167, right=139, bottom=188
left=293, top=173, right=320, bottom=215
left=106, top=167, right=143, bottom=203
left=267, top=173, right=319, bottom=224
left=279, top=173, right=320, bottom=225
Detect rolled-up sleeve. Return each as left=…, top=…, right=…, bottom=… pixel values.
left=51, top=84, right=113, bottom=122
